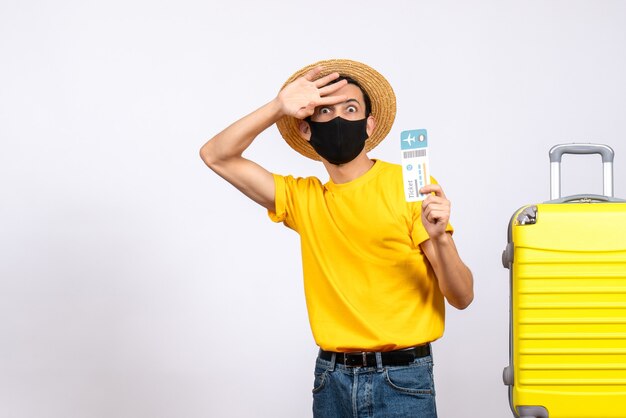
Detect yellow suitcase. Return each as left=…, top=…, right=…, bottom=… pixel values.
left=502, top=144, right=626, bottom=418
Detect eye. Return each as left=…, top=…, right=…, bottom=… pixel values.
left=346, top=105, right=357, bottom=113
left=319, top=107, right=331, bottom=114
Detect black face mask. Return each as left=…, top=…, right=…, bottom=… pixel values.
left=307, top=117, right=369, bottom=165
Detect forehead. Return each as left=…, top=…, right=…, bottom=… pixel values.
left=327, top=82, right=366, bottom=102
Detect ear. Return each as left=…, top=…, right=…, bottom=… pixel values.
left=298, top=120, right=311, bottom=142
left=366, top=115, right=376, bottom=137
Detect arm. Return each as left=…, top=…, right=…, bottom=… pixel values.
left=199, top=100, right=281, bottom=211
left=419, top=184, right=474, bottom=310
left=199, top=67, right=348, bottom=211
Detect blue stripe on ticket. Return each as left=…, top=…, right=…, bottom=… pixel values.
left=400, top=129, right=428, bottom=150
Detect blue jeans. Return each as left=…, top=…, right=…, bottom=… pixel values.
left=312, top=348, right=437, bottom=418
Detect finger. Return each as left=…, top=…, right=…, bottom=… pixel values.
left=427, top=206, right=449, bottom=219
left=424, top=208, right=449, bottom=225
left=318, top=79, right=348, bottom=96
left=423, top=202, right=450, bottom=218
left=422, top=198, right=449, bottom=216
left=294, top=102, right=317, bottom=119
left=420, top=184, right=446, bottom=199
left=316, top=94, right=348, bottom=106
left=304, top=66, right=324, bottom=81
left=422, top=196, right=448, bottom=209
left=422, top=194, right=442, bottom=208
left=422, top=207, right=438, bottom=224
left=314, top=71, right=340, bottom=87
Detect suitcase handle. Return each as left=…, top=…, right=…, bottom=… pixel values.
left=548, top=193, right=625, bottom=203
left=548, top=143, right=614, bottom=200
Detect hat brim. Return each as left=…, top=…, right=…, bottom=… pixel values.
left=276, top=59, right=396, bottom=161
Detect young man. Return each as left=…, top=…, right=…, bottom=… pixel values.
left=200, top=59, right=473, bottom=417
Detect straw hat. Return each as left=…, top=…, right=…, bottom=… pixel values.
left=276, top=59, right=396, bottom=160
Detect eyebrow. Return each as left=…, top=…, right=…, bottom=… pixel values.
left=318, top=98, right=361, bottom=111
left=343, top=98, right=361, bottom=105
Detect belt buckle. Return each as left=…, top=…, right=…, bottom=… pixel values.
left=343, top=351, right=368, bottom=367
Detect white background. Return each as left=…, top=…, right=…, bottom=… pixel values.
left=2, top=1, right=626, bottom=417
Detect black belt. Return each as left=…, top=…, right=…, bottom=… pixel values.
left=319, top=344, right=431, bottom=368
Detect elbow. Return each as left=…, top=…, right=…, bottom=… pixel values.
left=450, top=291, right=474, bottom=310
left=448, top=285, right=474, bottom=310
left=199, top=141, right=218, bottom=169
left=445, top=267, right=474, bottom=310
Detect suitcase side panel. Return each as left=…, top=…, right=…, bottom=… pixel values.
left=510, top=203, right=626, bottom=418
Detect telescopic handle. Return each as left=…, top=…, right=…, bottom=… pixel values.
left=548, top=143, right=614, bottom=200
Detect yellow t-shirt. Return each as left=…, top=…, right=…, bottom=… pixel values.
left=268, top=160, right=453, bottom=352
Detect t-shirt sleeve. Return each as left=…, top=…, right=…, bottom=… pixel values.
left=268, top=173, right=287, bottom=223
left=410, top=176, right=454, bottom=246
left=267, top=173, right=299, bottom=231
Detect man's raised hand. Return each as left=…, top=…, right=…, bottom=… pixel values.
left=277, top=66, right=348, bottom=120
